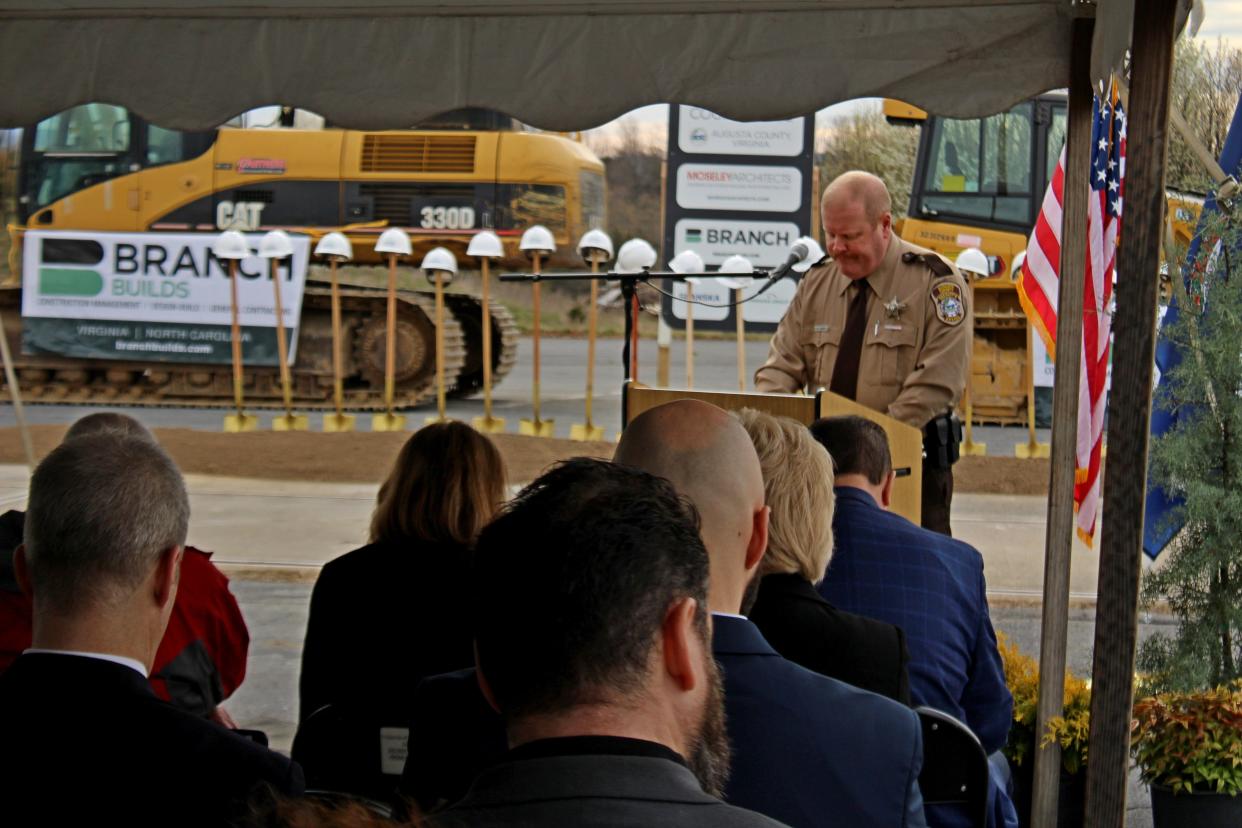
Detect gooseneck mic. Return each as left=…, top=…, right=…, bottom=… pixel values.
left=751, top=241, right=809, bottom=298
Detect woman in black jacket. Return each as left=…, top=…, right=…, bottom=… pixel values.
left=298, top=421, right=506, bottom=725
left=736, top=409, right=911, bottom=704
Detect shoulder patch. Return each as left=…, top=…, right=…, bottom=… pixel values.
left=932, top=282, right=966, bottom=326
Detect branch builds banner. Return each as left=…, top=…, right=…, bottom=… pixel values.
left=22, top=230, right=310, bottom=366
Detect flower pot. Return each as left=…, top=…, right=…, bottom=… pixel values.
left=1150, top=784, right=1242, bottom=828
left=1009, top=762, right=1085, bottom=828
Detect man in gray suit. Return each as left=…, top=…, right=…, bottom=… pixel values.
left=424, top=458, right=783, bottom=827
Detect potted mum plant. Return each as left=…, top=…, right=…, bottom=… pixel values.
left=998, top=634, right=1089, bottom=828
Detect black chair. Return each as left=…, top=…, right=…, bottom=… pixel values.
left=916, top=706, right=990, bottom=828
left=291, top=704, right=407, bottom=806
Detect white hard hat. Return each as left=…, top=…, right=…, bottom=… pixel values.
left=375, top=228, right=413, bottom=256
left=955, top=247, right=990, bottom=279
left=466, top=230, right=504, bottom=259
left=716, top=254, right=755, bottom=289
left=258, top=230, right=295, bottom=260
left=616, top=238, right=658, bottom=274
left=421, top=247, right=458, bottom=279
left=211, top=230, right=250, bottom=261
left=1010, top=251, right=1027, bottom=281
left=792, top=236, right=827, bottom=273
left=668, top=250, right=706, bottom=275
left=520, top=225, right=557, bottom=255
left=577, top=229, right=615, bottom=263
left=314, top=232, right=353, bottom=261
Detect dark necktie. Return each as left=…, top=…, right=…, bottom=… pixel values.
left=829, top=280, right=869, bottom=400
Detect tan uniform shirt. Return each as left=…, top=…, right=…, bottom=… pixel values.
left=754, top=235, right=970, bottom=429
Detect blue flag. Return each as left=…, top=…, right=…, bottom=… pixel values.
left=1142, top=98, right=1242, bottom=559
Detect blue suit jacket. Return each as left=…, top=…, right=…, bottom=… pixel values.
left=818, top=488, right=1012, bottom=753
left=818, top=488, right=1016, bottom=828
left=714, top=615, right=927, bottom=828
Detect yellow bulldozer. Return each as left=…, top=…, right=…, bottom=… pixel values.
left=884, top=95, right=1201, bottom=425
left=1, top=105, right=606, bottom=409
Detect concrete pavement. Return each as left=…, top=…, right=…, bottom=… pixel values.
left=0, top=464, right=1107, bottom=598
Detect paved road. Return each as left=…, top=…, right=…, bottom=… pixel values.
left=0, top=335, right=1050, bottom=452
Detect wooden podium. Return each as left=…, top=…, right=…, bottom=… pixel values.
left=622, top=382, right=922, bottom=525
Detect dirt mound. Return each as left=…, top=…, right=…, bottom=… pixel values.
left=0, top=425, right=1050, bottom=494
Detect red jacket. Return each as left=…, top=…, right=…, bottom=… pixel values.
left=0, top=511, right=249, bottom=717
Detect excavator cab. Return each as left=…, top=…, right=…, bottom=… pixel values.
left=20, top=104, right=215, bottom=227
left=894, top=94, right=1067, bottom=424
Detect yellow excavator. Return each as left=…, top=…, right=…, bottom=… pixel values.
left=884, top=96, right=1201, bottom=424
left=2, top=105, right=606, bottom=408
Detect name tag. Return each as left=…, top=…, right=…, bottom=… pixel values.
left=884, top=324, right=904, bottom=331
left=379, top=727, right=409, bottom=776
left=813, top=323, right=829, bottom=333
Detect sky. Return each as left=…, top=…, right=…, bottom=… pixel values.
left=583, top=0, right=1242, bottom=154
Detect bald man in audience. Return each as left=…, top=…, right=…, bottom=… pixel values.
left=614, top=399, right=927, bottom=828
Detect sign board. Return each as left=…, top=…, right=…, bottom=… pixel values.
left=677, top=108, right=805, bottom=157
left=674, top=164, right=804, bottom=213
left=661, top=106, right=815, bottom=334
left=672, top=218, right=802, bottom=269
left=22, top=230, right=310, bottom=366
left=669, top=278, right=798, bottom=325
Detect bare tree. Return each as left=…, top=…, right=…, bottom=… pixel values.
left=1167, top=37, right=1242, bottom=193
left=818, top=104, right=920, bottom=218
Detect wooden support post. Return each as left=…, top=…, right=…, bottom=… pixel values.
left=1085, top=1, right=1178, bottom=824
left=1030, top=17, right=1093, bottom=826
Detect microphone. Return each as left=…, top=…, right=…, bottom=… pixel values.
left=751, top=242, right=809, bottom=298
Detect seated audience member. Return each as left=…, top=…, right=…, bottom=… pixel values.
left=735, top=408, right=910, bottom=703
left=615, top=400, right=927, bottom=828
left=0, top=432, right=302, bottom=825
left=424, top=458, right=782, bottom=827
left=299, top=421, right=505, bottom=725
left=0, top=413, right=249, bottom=721
left=811, top=415, right=1015, bottom=828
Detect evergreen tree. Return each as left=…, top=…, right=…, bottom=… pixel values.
left=1140, top=209, right=1242, bottom=692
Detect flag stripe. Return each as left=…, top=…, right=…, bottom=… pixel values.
left=1016, top=85, right=1125, bottom=546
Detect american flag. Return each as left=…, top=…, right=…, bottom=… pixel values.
left=1016, top=83, right=1126, bottom=545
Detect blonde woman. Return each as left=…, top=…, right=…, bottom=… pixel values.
left=734, top=408, right=910, bottom=703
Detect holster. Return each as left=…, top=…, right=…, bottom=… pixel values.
left=923, top=413, right=963, bottom=469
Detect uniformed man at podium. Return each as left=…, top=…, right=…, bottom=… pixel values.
left=755, top=171, right=969, bottom=535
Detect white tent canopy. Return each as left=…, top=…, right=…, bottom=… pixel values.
left=0, top=0, right=1181, bottom=130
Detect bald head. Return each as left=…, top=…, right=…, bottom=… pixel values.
left=615, top=400, right=768, bottom=613
left=822, top=171, right=892, bottom=223
left=64, top=412, right=154, bottom=445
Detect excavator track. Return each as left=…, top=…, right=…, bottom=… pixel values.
left=445, top=295, right=521, bottom=399
left=0, top=282, right=476, bottom=410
